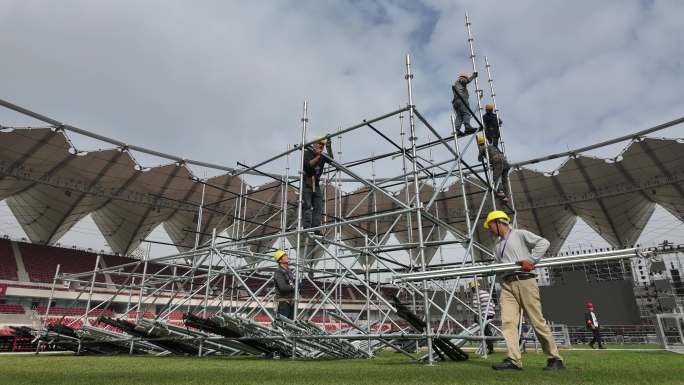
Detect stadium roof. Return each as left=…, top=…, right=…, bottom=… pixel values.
left=0, top=125, right=682, bottom=257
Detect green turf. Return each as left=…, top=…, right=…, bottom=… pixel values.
left=2, top=349, right=683, bottom=385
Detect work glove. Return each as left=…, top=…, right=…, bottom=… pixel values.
left=517, top=260, right=535, bottom=272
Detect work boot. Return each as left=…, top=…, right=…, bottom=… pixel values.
left=492, top=358, right=522, bottom=371
left=456, top=129, right=466, bottom=137
left=464, top=127, right=477, bottom=135
left=543, top=358, right=565, bottom=371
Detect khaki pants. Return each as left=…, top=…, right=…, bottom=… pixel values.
left=500, top=278, right=562, bottom=367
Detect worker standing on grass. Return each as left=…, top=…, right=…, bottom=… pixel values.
left=470, top=280, right=496, bottom=354
left=482, top=102, right=502, bottom=148
left=452, top=71, right=479, bottom=136
left=477, top=135, right=510, bottom=203
left=483, top=210, right=565, bottom=371
left=273, top=250, right=295, bottom=319
left=302, top=135, right=334, bottom=234
left=585, top=302, right=605, bottom=349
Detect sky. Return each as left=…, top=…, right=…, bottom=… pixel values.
left=0, top=0, right=683, bottom=257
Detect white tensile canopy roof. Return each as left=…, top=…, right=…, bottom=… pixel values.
left=0, top=126, right=682, bottom=258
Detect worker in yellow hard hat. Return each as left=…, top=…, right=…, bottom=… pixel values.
left=469, top=279, right=496, bottom=354
left=483, top=101, right=502, bottom=148
left=477, top=134, right=510, bottom=203
left=483, top=210, right=564, bottom=371
left=302, top=134, right=334, bottom=234
left=273, top=250, right=295, bottom=319
left=451, top=71, right=478, bottom=137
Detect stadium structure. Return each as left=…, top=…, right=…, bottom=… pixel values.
left=0, top=14, right=683, bottom=362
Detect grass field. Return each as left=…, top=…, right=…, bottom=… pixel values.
left=2, top=348, right=683, bottom=385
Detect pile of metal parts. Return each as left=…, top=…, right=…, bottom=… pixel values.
left=34, top=312, right=376, bottom=358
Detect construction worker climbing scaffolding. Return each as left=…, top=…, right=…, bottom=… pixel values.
left=477, top=135, right=510, bottom=203
left=302, top=135, right=334, bottom=233
left=483, top=102, right=502, bottom=148
left=452, top=71, right=479, bottom=136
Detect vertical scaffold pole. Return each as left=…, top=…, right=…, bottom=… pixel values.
left=188, top=182, right=207, bottom=313
left=38, top=263, right=60, bottom=354
left=84, top=254, right=101, bottom=321
left=202, top=228, right=216, bottom=317
left=484, top=55, right=518, bottom=225
left=399, top=107, right=417, bottom=326
left=281, top=144, right=291, bottom=249
left=292, top=100, right=309, bottom=358
left=465, top=11, right=497, bottom=208
left=136, top=257, right=149, bottom=322
left=484, top=56, right=504, bottom=152
left=405, top=54, right=435, bottom=365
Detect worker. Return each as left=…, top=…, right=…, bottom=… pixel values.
left=585, top=302, right=605, bottom=349
left=273, top=250, right=295, bottom=319
left=469, top=280, right=496, bottom=354
left=302, top=135, right=334, bottom=233
left=483, top=102, right=502, bottom=148
left=477, top=135, right=510, bottom=203
left=484, top=210, right=565, bottom=371
left=451, top=71, right=478, bottom=136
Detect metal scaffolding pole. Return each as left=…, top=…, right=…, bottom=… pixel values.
left=405, top=54, right=435, bottom=364
left=465, top=11, right=498, bottom=208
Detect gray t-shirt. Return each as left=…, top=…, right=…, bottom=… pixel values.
left=493, top=228, right=550, bottom=269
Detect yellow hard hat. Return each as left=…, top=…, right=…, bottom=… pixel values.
left=274, top=249, right=287, bottom=262
left=458, top=72, right=469, bottom=79
left=468, top=280, right=479, bottom=289
left=313, top=135, right=327, bottom=144
left=485, top=102, right=494, bottom=111
left=483, top=210, right=510, bottom=229
left=477, top=135, right=486, bottom=145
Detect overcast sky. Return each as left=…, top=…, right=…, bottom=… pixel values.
left=1, top=0, right=683, bottom=256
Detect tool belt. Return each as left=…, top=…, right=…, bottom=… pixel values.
left=502, top=273, right=536, bottom=284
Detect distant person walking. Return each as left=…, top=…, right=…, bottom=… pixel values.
left=585, top=302, right=605, bottom=349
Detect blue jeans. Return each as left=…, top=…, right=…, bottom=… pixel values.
left=301, top=186, right=323, bottom=229
left=277, top=301, right=294, bottom=319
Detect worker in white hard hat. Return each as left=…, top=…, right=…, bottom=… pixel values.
left=483, top=210, right=564, bottom=371
left=451, top=71, right=478, bottom=136
left=302, top=135, right=334, bottom=233
left=273, top=250, right=295, bottom=319
left=477, top=135, right=510, bottom=203
left=483, top=102, right=502, bottom=148
left=469, top=280, right=496, bottom=354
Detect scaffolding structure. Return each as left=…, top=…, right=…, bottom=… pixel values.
left=0, top=15, right=677, bottom=364
left=9, top=27, right=529, bottom=361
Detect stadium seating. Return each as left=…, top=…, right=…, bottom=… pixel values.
left=0, top=304, right=25, bottom=314
left=19, top=243, right=105, bottom=283
left=35, top=306, right=113, bottom=317
left=45, top=317, right=83, bottom=328
left=126, top=310, right=155, bottom=319
left=0, top=239, right=18, bottom=280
